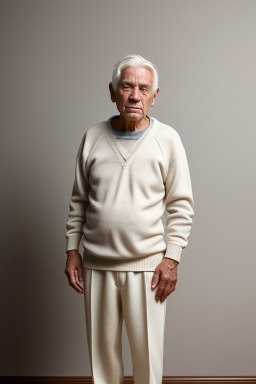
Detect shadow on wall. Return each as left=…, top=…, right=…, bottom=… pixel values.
left=1, top=154, right=88, bottom=374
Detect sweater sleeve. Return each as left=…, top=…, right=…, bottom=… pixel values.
left=164, top=145, right=194, bottom=263
left=65, top=135, right=90, bottom=253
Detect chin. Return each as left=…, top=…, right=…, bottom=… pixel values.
left=127, top=115, right=141, bottom=121
left=123, top=112, right=143, bottom=122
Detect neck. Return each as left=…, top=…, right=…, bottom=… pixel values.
left=112, top=115, right=150, bottom=132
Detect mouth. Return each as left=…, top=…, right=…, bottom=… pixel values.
left=125, top=106, right=142, bottom=111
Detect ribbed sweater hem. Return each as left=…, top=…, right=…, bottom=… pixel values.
left=82, top=249, right=165, bottom=271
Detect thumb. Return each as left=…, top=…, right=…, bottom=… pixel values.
left=151, top=268, right=160, bottom=289
left=77, top=266, right=83, bottom=282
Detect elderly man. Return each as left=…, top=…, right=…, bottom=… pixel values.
left=64, top=54, right=194, bottom=384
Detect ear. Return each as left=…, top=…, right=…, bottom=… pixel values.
left=109, top=82, right=116, bottom=103
left=151, top=88, right=159, bottom=107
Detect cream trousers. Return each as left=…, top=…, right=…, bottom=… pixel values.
left=83, top=266, right=167, bottom=384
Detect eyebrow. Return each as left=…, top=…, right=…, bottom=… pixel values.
left=120, top=81, right=151, bottom=88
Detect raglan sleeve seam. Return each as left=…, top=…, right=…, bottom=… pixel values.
left=64, top=134, right=90, bottom=253
left=164, top=144, right=195, bottom=263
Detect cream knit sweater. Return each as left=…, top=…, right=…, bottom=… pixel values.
left=65, top=116, right=194, bottom=271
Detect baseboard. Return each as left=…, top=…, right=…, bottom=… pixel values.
left=0, top=377, right=256, bottom=383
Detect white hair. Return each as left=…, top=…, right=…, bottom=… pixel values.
left=111, top=54, right=159, bottom=93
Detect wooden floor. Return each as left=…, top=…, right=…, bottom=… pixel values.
left=1, top=377, right=256, bottom=384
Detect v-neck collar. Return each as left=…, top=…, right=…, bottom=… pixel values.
left=103, top=115, right=159, bottom=168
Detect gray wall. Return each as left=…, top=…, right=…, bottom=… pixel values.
left=1, top=0, right=255, bottom=376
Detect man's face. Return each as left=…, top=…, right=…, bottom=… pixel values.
left=109, top=66, right=159, bottom=123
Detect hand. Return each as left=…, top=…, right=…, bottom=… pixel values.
left=64, top=250, right=84, bottom=294
left=151, top=258, right=179, bottom=302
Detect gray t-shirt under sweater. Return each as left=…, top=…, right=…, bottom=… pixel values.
left=108, top=115, right=152, bottom=150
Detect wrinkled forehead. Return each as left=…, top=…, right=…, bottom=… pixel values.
left=119, top=65, right=154, bottom=85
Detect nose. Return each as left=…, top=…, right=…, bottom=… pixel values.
left=129, top=87, right=140, bottom=102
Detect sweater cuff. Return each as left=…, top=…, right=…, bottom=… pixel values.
left=66, top=234, right=82, bottom=253
left=164, top=242, right=183, bottom=263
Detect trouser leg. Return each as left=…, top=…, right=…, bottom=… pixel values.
left=83, top=267, right=124, bottom=384
left=120, top=271, right=167, bottom=384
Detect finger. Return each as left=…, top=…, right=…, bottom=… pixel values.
left=75, top=269, right=84, bottom=291
left=155, top=281, right=167, bottom=302
left=68, top=269, right=84, bottom=294
left=73, top=270, right=84, bottom=293
left=151, top=269, right=160, bottom=289
left=77, top=265, right=83, bottom=283
left=64, top=267, right=83, bottom=293
left=160, top=281, right=173, bottom=302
